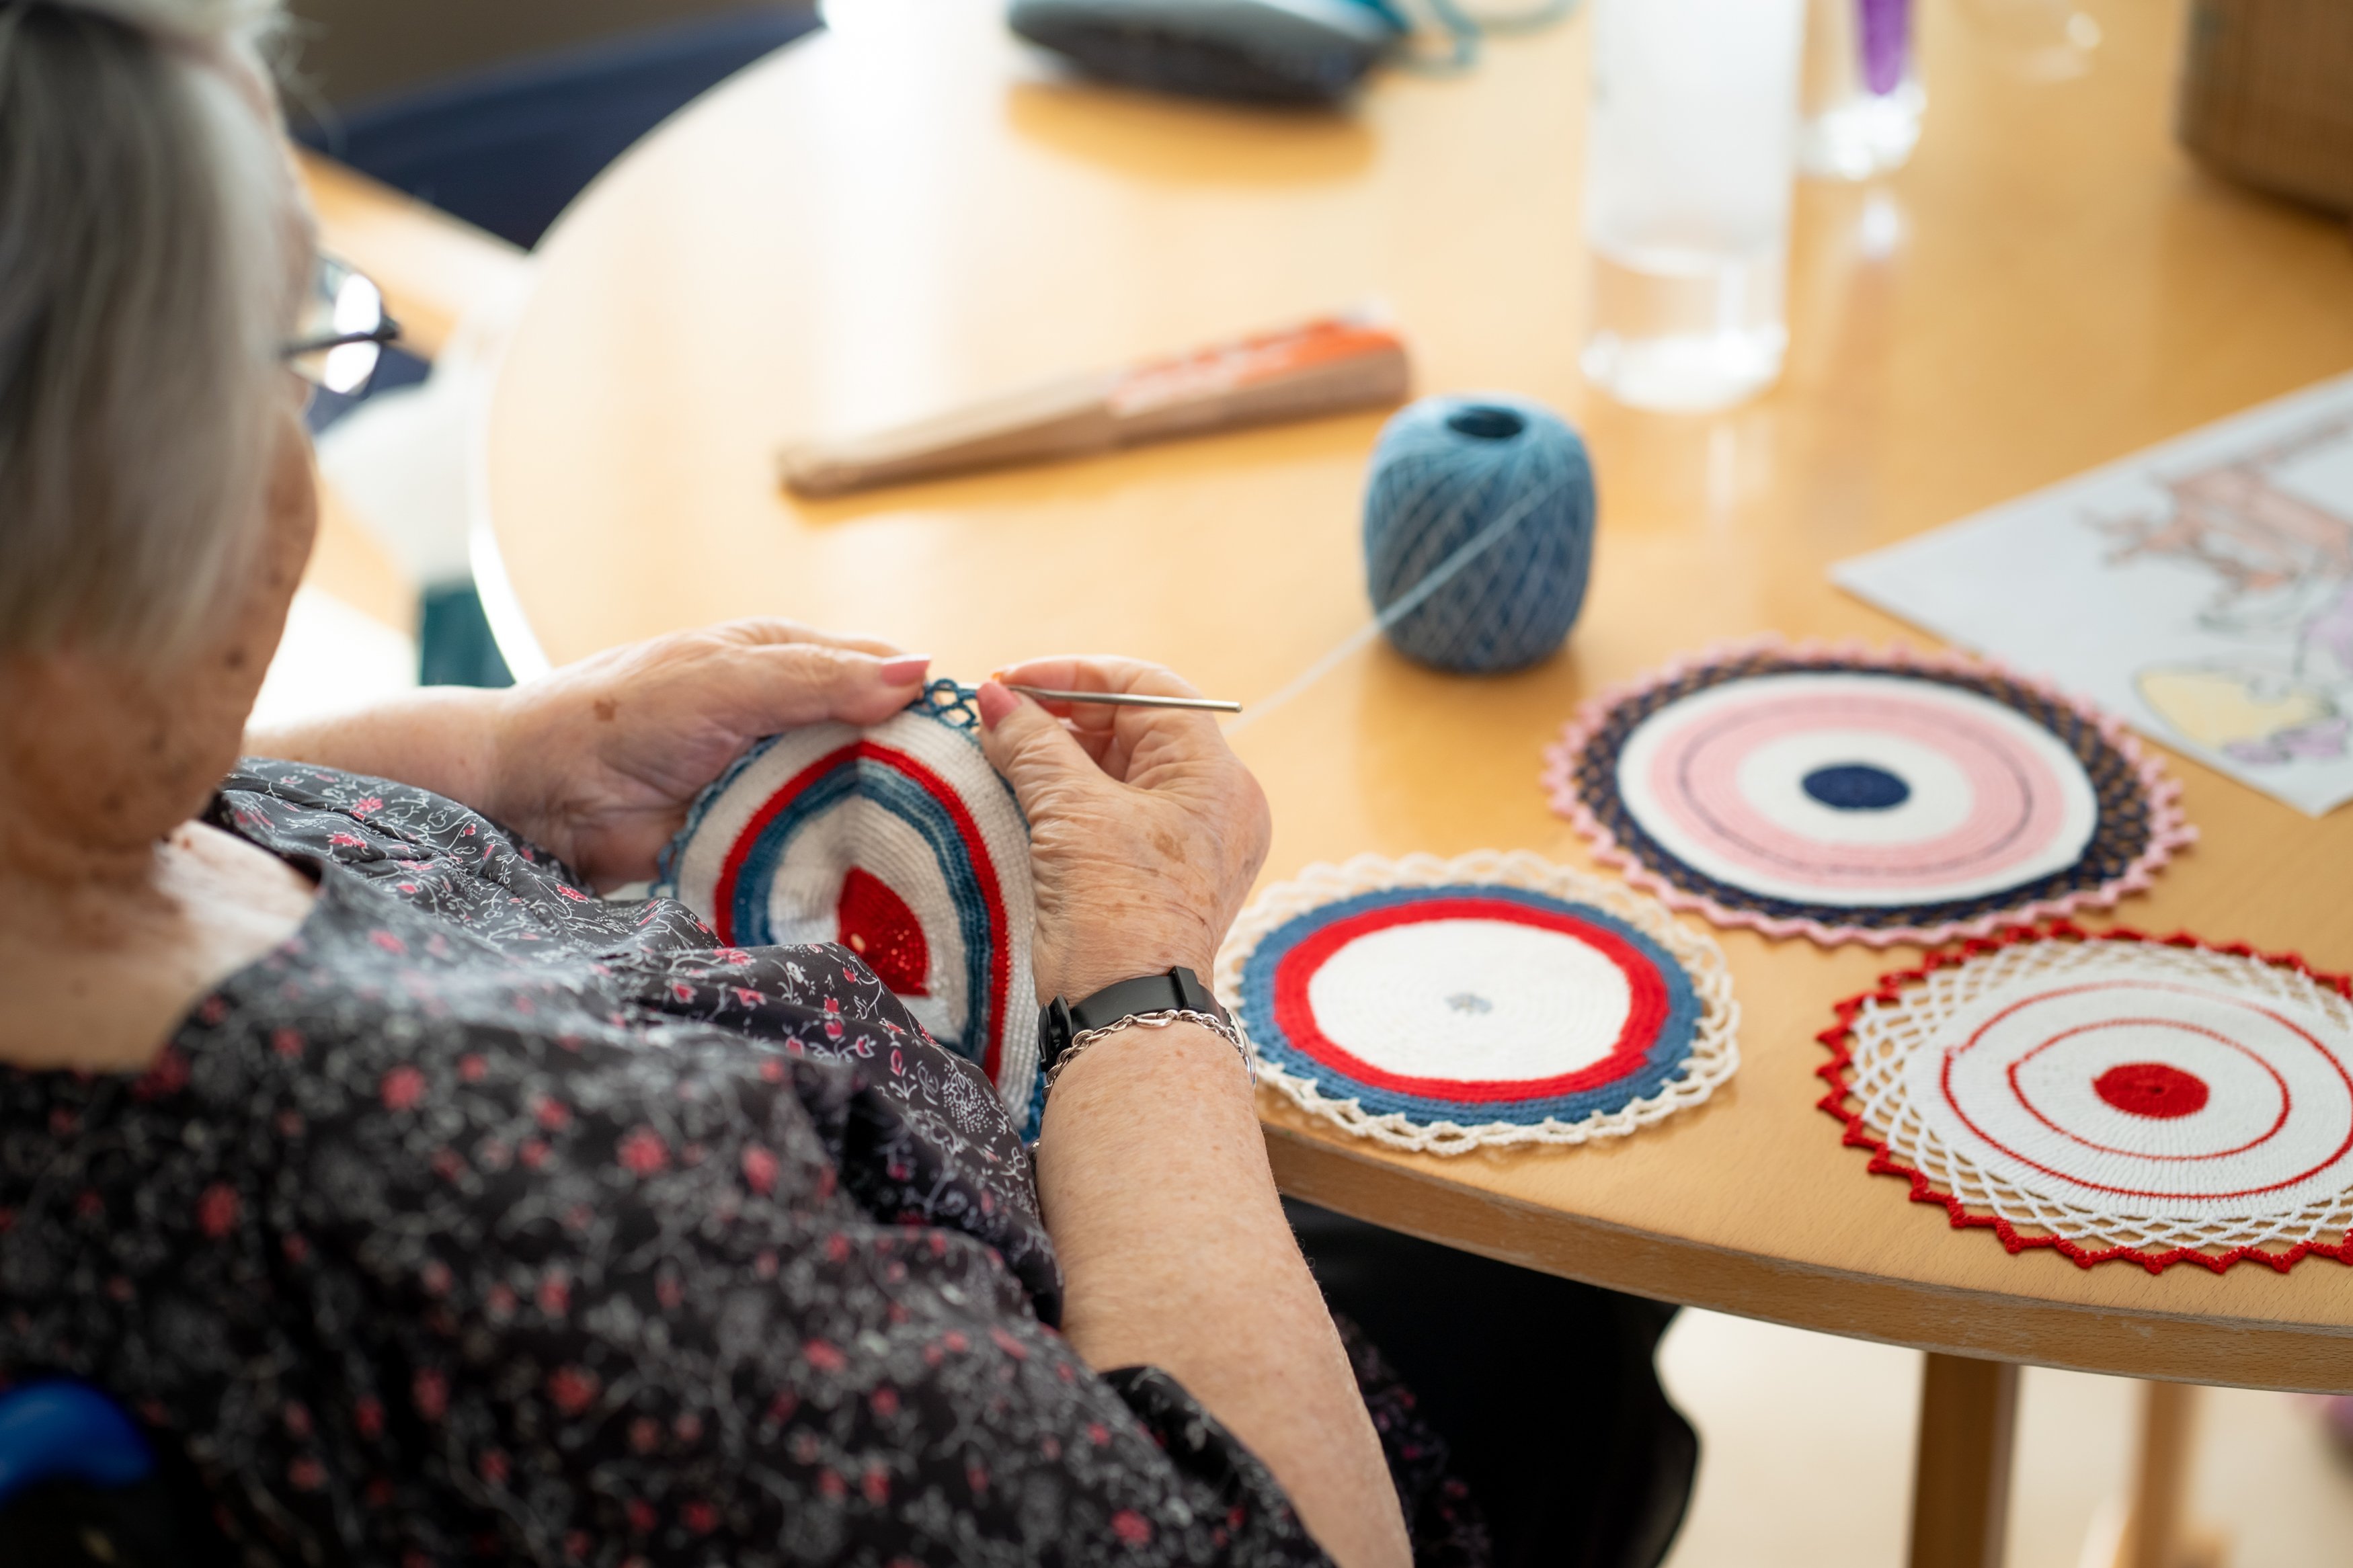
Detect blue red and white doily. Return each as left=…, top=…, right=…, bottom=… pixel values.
left=656, top=683, right=1041, bottom=1134
left=1215, top=852, right=1739, bottom=1155
left=1542, top=640, right=2195, bottom=948
left=1819, top=925, right=2353, bottom=1273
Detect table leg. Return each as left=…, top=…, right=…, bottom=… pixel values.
left=1908, top=1352, right=2021, bottom=1568
left=2107, top=1382, right=2226, bottom=1568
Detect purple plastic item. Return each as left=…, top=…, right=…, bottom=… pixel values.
left=1858, top=0, right=1911, bottom=95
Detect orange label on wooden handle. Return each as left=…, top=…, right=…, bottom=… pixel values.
left=1106, top=317, right=1406, bottom=417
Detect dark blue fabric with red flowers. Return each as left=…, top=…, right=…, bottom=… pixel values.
left=0, top=760, right=1336, bottom=1566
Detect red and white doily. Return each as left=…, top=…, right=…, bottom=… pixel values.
left=1819, top=925, right=2353, bottom=1272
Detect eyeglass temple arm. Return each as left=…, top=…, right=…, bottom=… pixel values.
left=281, top=316, right=406, bottom=359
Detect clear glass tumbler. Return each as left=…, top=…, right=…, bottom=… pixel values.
left=1581, top=0, right=1806, bottom=413
left=1800, top=0, right=1925, bottom=180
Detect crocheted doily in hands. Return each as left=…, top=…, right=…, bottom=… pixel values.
left=657, top=683, right=1043, bottom=1134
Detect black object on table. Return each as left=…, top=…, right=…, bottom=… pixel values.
left=1010, top=0, right=1406, bottom=106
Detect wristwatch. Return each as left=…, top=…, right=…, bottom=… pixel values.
left=1037, top=966, right=1246, bottom=1091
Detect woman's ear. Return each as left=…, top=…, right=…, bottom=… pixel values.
left=263, top=403, right=320, bottom=606
left=214, top=404, right=317, bottom=704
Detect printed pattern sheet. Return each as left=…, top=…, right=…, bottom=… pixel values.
left=1835, top=372, right=2353, bottom=815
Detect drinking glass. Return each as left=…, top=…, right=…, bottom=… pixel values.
left=1581, top=0, right=1807, bottom=413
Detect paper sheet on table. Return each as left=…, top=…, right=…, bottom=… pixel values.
left=1834, top=370, right=2353, bottom=817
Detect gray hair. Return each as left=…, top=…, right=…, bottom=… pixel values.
left=0, top=0, right=301, bottom=659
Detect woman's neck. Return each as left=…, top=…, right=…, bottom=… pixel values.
left=0, top=653, right=312, bottom=1071
left=0, top=818, right=317, bottom=1073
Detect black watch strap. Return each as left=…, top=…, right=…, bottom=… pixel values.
left=1039, top=966, right=1229, bottom=1079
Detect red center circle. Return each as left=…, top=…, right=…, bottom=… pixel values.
left=2092, top=1061, right=2210, bottom=1120
left=837, top=867, right=930, bottom=997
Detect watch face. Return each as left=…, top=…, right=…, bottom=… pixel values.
left=1170, top=966, right=1226, bottom=1023
left=657, top=684, right=1045, bottom=1137
left=1065, top=971, right=1227, bottom=1036
left=1039, top=999, right=1074, bottom=1069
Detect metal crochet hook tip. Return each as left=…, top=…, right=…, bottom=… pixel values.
left=1004, top=685, right=1243, bottom=714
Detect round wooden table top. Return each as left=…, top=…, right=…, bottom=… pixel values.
left=486, top=0, right=2353, bottom=1391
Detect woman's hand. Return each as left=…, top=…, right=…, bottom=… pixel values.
left=998, top=661, right=1410, bottom=1568
left=975, top=657, right=1270, bottom=1005
left=488, top=620, right=929, bottom=889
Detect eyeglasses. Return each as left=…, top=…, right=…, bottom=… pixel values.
left=281, top=255, right=403, bottom=397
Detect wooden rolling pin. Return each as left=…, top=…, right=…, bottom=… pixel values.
left=777, top=312, right=1411, bottom=497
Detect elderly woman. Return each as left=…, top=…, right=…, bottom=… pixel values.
left=0, top=3, right=1694, bottom=1565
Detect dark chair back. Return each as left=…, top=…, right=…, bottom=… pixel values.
left=0, top=1383, right=230, bottom=1568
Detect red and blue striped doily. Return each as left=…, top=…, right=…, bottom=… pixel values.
left=656, top=684, right=1042, bottom=1134
left=1543, top=640, right=2195, bottom=948
left=1216, top=853, right=1739, bottom=1154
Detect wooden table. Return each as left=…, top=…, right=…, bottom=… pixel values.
left=483, top=2, right=2353, bottom=1562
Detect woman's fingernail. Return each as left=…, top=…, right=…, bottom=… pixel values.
left=976, top=679, right=1016, bottom=731
left=878, top=655, right=931, bottom=684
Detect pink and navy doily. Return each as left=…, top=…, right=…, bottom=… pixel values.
left=1542, top=640, right=2195, bottom=948
left=656, top=682, right=1042, bottom=1134
left=1215, top=852, right=1739, bottom=1155
left=1820, top=925, right=2353, bottom=1274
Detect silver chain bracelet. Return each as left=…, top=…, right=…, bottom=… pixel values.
left=1042, top=1007, right=1257, bottom=1096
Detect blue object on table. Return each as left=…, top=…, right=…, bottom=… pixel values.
left=1361, top=393, right=1596, bottom=673
left=0, top=1382, right=156, bottom=1507
left=1009, top=0, right=1407, bottom=104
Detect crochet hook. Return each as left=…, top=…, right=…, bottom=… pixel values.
left=1004, top=685, right=1242, bottom=714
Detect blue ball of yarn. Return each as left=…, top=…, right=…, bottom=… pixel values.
left=1361, top=394, right=1596, bottom=673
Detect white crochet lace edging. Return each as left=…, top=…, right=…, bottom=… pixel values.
left=1837, top=934, right=2353, bottom=1262
left=1213, top=850, right=1741, bottom=1157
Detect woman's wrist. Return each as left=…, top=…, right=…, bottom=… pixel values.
left=1041, top=950, right=1217, bottom=1007
left=475, top=682, right=574, bottom=849
left=1040, top=1018, right=1252, bottom=1130
left=1035, top=901, right=1224, bottom=1004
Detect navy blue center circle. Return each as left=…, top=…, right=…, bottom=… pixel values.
left=1802, top=763, right=1911, bottom=811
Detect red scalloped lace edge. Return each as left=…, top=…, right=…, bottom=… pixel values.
left=1816, top=921, right=2353, bottom=1276
left=1538, top=634, right=2199, bottom=948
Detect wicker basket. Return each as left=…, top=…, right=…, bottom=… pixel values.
left=2176, top=0, right=2353, bottom=215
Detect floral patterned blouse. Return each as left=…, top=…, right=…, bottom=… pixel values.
left=0, top=761, right=1402, bottom=1567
